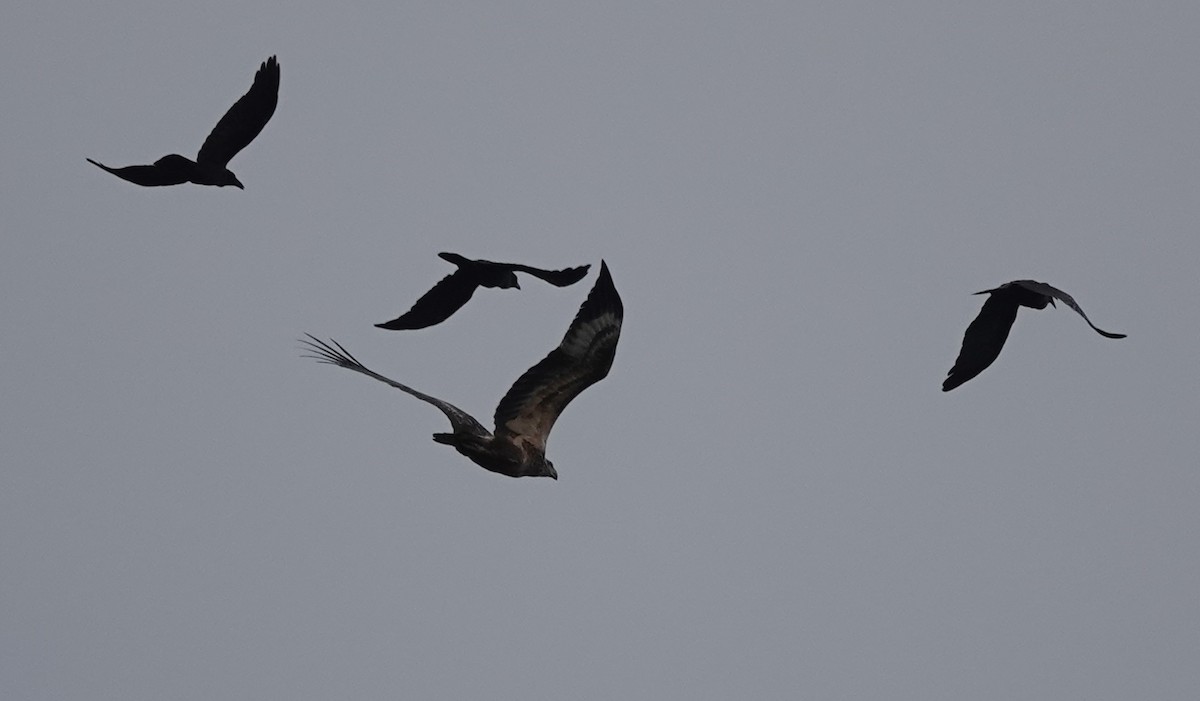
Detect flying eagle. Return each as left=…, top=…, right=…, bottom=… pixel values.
left=375, top=253, right=590, bottom=330
left=304, top=261, right=622, bottom=479
left=943, top=279, right=1125, bottom=392
left=87, top=56, right=279, bottom=189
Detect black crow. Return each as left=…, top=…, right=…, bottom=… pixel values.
left=87, top=56, right=279, bottom=189
left=375, top=252, right=589, bottom=330
left=943, top=280, right=1125, bottom=392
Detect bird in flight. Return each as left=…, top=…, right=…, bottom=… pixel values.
left=303, top=261, right=622, bottom=479
left=943, top=279, right=1125, bottom=392
left=87, top=56, right=280, bottom=189
left=375, top=252, right=590, bottom=330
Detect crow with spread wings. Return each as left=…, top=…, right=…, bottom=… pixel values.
left=375, top=252, right=590, bottom=330
left=943, top=279, right=1125, bottom=392
left=87, top=56, right=279, bottom=189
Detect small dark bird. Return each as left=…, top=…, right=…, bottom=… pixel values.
left=375, top=252, right=590, bottom=330
left=304, top=261, right=622, bottom=479
left=87, top=56, right=280, bottom=189
left=943, top=279, right=1125, bottom=392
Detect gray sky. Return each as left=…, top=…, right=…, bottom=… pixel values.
left=3, top=2, right=1199, bottom=699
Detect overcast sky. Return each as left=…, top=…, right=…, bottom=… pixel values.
left=3, top=2, right=1199, bottom=699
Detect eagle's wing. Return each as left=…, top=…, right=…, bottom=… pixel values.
left=86, top=156, right=191, bottom=187
left=507, top=263, right=591, bottom=287
left=493, top=262, right=622, bottom=452
left=375, top=270, right=480, bottom=330
left=943, top=295, right=1020, bottom=392
left=197, top=56, right=280, bottom=167
left=301, top=335, right=490, bottom=438
left=1012, top=280, right=1127, bottom=339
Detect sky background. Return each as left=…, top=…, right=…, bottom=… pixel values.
left=3, top=2, right=1199, bottom=699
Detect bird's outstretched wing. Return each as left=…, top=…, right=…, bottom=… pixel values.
left=197, top=56, right=280, bottom=167
left=1010, top=280, right=1126, bottom=339
left=85, top=156, right=192, bottom=187
left=493, top=262, right=622, bottom=452
left=375, top=271, right=479, bottom=330
left=300, top=335, right=490, bottom=437
left=507, top=263, right=591, bottom=287
left=943, top=295, right=1020, bottom=392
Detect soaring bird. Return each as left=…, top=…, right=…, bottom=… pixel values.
left=375, top=252, right=590, bottom=330
left=87, top=56, right=280, bottom=189
left=304, top=261, right=622, bottom=479
left=943, top=279, right=1125, bottom=392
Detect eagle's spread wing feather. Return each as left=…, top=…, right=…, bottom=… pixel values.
left=493, top=262, right=622, bottom=452
left=197, top=56, right=280, bottom=167
left=300, top=335, right=490, bottom=438
left=1010, top=280, right=1127, bottom=339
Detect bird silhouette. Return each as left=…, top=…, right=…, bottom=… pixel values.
left=375, top=252, right=590, bottom=330
left=303, top=262, right=622, bottom=479
left=943, top=280, right=1125, bottom=392
left=87, top=56, right=279, bottom=189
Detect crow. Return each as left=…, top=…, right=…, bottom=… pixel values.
left=87, top=56, right=279, bottom=189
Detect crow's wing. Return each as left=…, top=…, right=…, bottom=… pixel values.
left=1011, top=280, right=1126, bottom=339
left=301, top=335, right=490, bottom=438
left=197, top=56, right=280, bottom=167
left=375, top=270, right=480, bottom=330
left=86, top=157, right=191, bottom=187
left=508, top=263, right=591, bottom=287
left=943, top=295, right=1020, bottom=392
